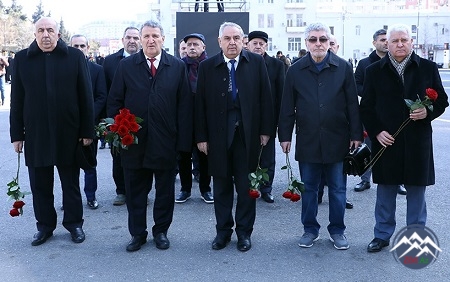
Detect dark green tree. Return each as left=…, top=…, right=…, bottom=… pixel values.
left=31, top=0, right=45, bottom=23
left=59, top=18, right=71, bottom=44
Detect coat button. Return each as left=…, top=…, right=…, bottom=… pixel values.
left=221, top=93, right=225, bottom=96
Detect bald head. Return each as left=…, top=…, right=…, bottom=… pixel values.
left=329, top=35, right=339, bottom=54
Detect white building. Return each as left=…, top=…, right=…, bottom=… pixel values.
left=80, top=0, right=450, bottom=66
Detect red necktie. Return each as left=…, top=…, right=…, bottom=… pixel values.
left=148, top=58, right=157, bottom=77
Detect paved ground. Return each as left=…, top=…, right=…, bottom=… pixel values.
left=1, top=83, right=449, bottom=281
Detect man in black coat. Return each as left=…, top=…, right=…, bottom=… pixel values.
left=102, top=26, right=141, bottom=206
left=70, top=34, right=107, bottom=209
left=10, top=17, right=94, bottom=246
left=361, top=24, right=448, bottom=253
left=196, top=22, right=273, bottom=252
left=108, top=20, right=192, bottom=252
left=247, top=30, right=285, bottom=203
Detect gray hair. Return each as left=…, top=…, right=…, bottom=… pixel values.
left=35, top=17, right=60, bottom=33
left=122, top=26, right=139, bottom=38
left=387, top=24, right=411, bottom=40
left=140, top=20, right=164, bottom=36
left=70, top=34, right=89, bottom=45
left=304, top=23, right=331, bottom=39
left=373, top=29, right=387, bottom=41
left=218, top=22, right=244, bottom=38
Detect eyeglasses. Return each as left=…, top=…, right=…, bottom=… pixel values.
left=307, top=37, right=329, bottom=44
left=73, top=44, right=86, bottom=48
left=330, top=42, right=336, bottom=46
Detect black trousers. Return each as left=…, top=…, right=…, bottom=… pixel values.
left=179, top=149, right=211, bottom=193
left=28, top=165, right=83, bottom=232
left=259, top=136, right=276, bottom=193
left=123, top=167, right=176, bottom=237
left=213, top=127, right=255, bottom=238
left=110, top=149, right=125, bottom=195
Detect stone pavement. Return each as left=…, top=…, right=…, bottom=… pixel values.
left=1, top=83, right=449, bottom=281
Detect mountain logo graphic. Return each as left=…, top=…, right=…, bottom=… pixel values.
left=390, top=224, right=442, bottom=269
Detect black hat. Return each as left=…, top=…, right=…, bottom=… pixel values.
left=75, top=141, right=97, bottom=170
left=183, top=33, right=205, bottom=43
left=248, top=31, right=268, bottom=43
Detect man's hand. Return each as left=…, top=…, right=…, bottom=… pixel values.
left=376, top=131, right=395, bottom=147
left=13, top=141, right=23, bottom=153
left=349, top=140, right=362, bottom=150
left=410, top=107, right=427, bottom=121
left=79, top=138, right=93, bottom=146
left=197, top=142, right=208, bottom=155
left=260, top=135, right=270, bottom=146
left=280, top=141, right=291, bottom=153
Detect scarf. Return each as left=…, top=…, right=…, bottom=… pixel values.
left=182, top=51, right=207, bottom=93
left=388, top=51, right=412, bottom=83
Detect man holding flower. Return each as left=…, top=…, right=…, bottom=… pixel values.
left=360, top=23, right=448, bottom=252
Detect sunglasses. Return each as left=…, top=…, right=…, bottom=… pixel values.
left=307, top=37, right=328, bottom=43
left=73, top=44, right=86, bottom=48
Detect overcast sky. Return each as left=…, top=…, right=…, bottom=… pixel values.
left=6, top=0, right=147, bottom=31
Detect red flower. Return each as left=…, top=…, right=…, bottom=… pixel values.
left=248, top=189, right=260, bottom=199
left=290, top=193, right=301, bottom=202
left=282, top=191, right=292, bottom=199
left=13, top=200, right=25, bottom=209
left=363, top=130, right=368, bottom=139
left=121, top=134, right=134, bottom=146
left=129, top=122, right=140, bottom=132
left=109, top=124, right=119, bottom=132
left=426, top=88, right=438, bottom=101
left=117, top=125, right=129, bottom=137
left=120, top=119, right=131, bottom=129
left=10, top=208, right=20, bottom=217
left=114, top=114, right=124, bottom=124
left=126, top=114, right=136, bottom=123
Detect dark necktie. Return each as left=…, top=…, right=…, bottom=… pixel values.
left=148, top=58, right=157, bottom=77
left=230, top=59, right=237, bottom=101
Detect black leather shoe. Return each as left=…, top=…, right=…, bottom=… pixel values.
left=126, top=235, right=147, bottom=252
left=31, top=231, right=53, bottom=246
left=70, top=227, right=85, bottom=243
left=154, top=233, right=170, bottom=250
left=398, top=185, right=407, bottom=195
left=261, top=192, right=274, bottom=203
left=237, top=235, right=252, bottom=252
left=367, top=238, right=389, bottom=252
left=354, top=181, right=371, bottom=192
left=212, top=236, right=231, bottom=250
left=345, top=199, right=353, bottom=209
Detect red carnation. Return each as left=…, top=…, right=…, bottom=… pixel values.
left=10, top=208, right=20, bottom=217
left=248, top=189, right=260, bottom=199
left=290, top=193, right=301, bottom=202
left=13, top=200, right=25, bottom=209
left=121, top=134, right=134, bottom=146
left=117, top=125, right=129, bottom=137
left=282, top=191, right=293, bottom=199
left=425, top=88, right=438, bottom=101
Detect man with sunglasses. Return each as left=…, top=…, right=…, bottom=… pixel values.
left=279, top=22, right=362, bottom=250
left=70, top=35, right=107, bottom=210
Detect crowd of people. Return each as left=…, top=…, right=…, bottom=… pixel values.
left=9, top=17, right=448, bottom=255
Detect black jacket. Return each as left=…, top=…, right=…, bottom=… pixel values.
left=354, top=50, right=383, bottom=97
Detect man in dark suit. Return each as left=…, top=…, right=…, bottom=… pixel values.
left=361, top=23, right=448, bottom=252
left=10, top=17, right=94, bottom=246
left=278, top=23, right=362, bottom=250
left=70, top=34, right=107, bottom=209
left=196, top=22, right=273, bottom=252
left=247, top=30, right=285, bottom=203
left=102, top=26, right=140, bottom=206
left=108, top=20, right=192, bottom=252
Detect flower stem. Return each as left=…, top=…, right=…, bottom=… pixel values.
left=16, top=152, right=20, bottom=181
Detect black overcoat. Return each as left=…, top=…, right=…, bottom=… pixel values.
left=107, top=50, right=192, bottom=170
left=195, top=50, right=274, bottom=177
left=10, top=39, right=94, bottom=167
left=278, top=51, right=362, bottom=163
left=264, top=53, right=285, bottom=136
left=360, top=52, right=448, bottom=186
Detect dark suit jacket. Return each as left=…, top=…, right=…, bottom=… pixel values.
left=103, top=48, right=125, bottom=93
left=278, top=51, right=362, bottom=164
left=10, top=39, right=94, bottom=167
left=107, top=50, right=192, bottom=170
left=195, top=50, right=274, bottom=177
left=87, top=61, right=107, bottom=123
left=264, top=53, right=285, bottom=136
left=360, top=52, right=448, bottom=185
left=354, top=50, right=382, bottom=97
